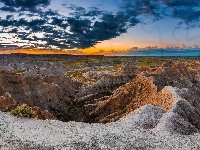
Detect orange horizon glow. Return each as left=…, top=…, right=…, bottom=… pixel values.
left=0, top=40, right=183, bottom=55
left=0, top=32, right=183, bottom=55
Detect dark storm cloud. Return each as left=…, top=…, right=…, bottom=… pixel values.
left=160, top=0, right=200, bottom=24
left=121, top=0, right=200, bottom=24
left=83, top=7, right=104, bottom=17
left=67, top=5, right=104, bottom=19
left=0, top=17, right=47, bottom=32
left=172, top=8, right=200, bottom=23
left=43, top=9, right=59, bottom=16
left=0, top=0, right=50, bottom=8
left=121, top=0, right=160, bottom=18
left=6, top=15, right=14, bottom=20
left=162, top=0, right=200, bottom=7
left=91, top=13, right=130, bottom=40
left=56, top=3, right=140, bottom=48
left=0, top=6, right=16, bottom=12
left=51, top=17, right=65, bottom=26
left=0, top=1, right=140, bottom=49
left=0, top=18, right=16, bottom=27
left=67, top=18, right=91, bottom=34
left=0, top=0, right=200, bottom=50
left=60, top=11, right=140, bottom=49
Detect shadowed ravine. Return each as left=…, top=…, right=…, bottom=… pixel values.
left=0, top=57, right=200, bottom=135
left=1, top=56, right=200, bottom=149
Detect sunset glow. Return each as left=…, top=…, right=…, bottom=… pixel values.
left=0, top=0, right=200, bottom=55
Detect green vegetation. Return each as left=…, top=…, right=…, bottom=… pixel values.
left=11, top=104, right=36, bottom=118
left=40, top=57, right=194, bottom=85
left=69, top=68, right=95, bottom=83
left=62, top=58, right=101, bottom=67
left=139, top=58, right=169, bottom=67
left=67, top=64, right=123, bottom=84
left=13, top=69, right=25, bottom=74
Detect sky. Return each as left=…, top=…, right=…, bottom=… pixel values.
left=0, top=0, right=200, bottom=55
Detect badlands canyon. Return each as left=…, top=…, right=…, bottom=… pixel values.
left=1, top=54, right=200, bottom=149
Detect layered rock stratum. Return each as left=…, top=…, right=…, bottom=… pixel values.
left=0, top=69, right=80, bottom=121
left=0, top=92, right=57, bottom=120
left=1, top=86, right=200, bottom=149
left=1, top=58, right=200, bottom=149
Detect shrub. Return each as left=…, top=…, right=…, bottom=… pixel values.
left=11, top=104, right=36, bottom=118
left=13, top=69, right=24, bottom=74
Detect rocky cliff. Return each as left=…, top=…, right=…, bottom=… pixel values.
left=75, top=75, right=175, bottom=123
left=0, top=92, right=56, bottom=120
left=0, top=92, right=17, bottom=111
left=0, top=69, right=80, bottom=121
left=71, top=60, right=200, bottom=135
left=1, top=60, right=200, bottom=135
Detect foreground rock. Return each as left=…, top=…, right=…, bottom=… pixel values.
left=0, top=69, right=80, bottom=121
left=23, top=104, right=57, bottom=120
left=1, top=60, right=200, bottom=148
left=0, top=92, right=56, bottom=120
left=0, top=92, right=17, bottom=112
left=154, top=87, right=200, bottom=135
left=1, top=60, right=200, bottom=126
left=75, top=75, right=175, bottom=123
left=1, top=96, right=200, bottom=149
left=73, top=61, right=200, bottom=127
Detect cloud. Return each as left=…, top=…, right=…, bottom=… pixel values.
left=51, top=17, right=66, bottom=27
left=6, top=15, right=14, bottom=20
left=0, top=2, right=140, bottom=49
left=67, top=5, right=104, bottom=19
left=0, top=6, right=16, bottom=12
left=0, top=0, right=200, bottom=50
left=67, top=18, right=91, bottom=34
left=120, top=0, right=160, bottom=18
left=0, top=0, right=50, bottom=8
left=43, top=9, right=59, bottom=16
left=121, top=0, right=200, bottom=25
left=172, top=8, right=200, bottom=23
left=162, top=0, right=200, bottom=7
left=83, top=7, right=103, bottom=17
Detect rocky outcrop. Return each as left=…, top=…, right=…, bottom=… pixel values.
left=27, top=105, right=57, bottom=120
left=0, top=92, right=56, bottom=120
left=76, top=75, right=175, bottom=123
left=134, top=61, right=200, bottom=134
left=145, top=61, right=200, bottom=90
left=0, top=69, right=80, bottom=121
left=0, top=92, right=17, bottom=112
left=72, top=60, right=200, bottom=135
left=126, top=104, right=165, bottom=129
left=154, top=85, right=200, bottom=135
left=74, top=65, right=138, bottom=101
left=1, top=59, right=200, bottom=136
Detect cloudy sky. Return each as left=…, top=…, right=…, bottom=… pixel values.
left=0, top=0, right=200, bottom=54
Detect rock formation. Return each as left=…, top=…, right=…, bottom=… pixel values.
left=0, top=92, right=17, bottom=112
left=71, top=60, right=200, bottom=135
left=0, top=69, right=80, bottom=121
left=25, top=105, right=57, bottom=120
left=76, top=75, right=175, bottom=123
left=1, top=59, right=200, bottom=135
left=0, top=92, right=56, bottom=120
